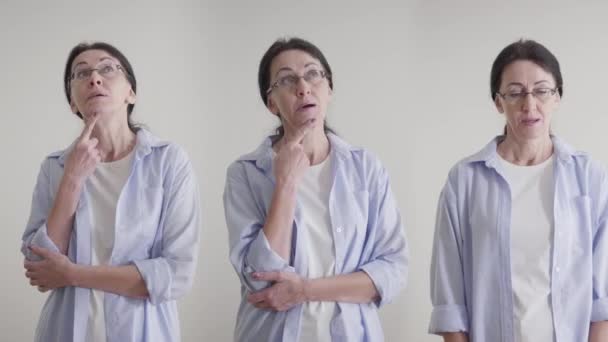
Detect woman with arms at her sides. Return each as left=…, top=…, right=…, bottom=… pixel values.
left=22, top=42, right=200, bottom=342
left=223, top=37, right=408, bottom=342
left=429, top=39, right=608, bottom=342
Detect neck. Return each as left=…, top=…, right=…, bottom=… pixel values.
left=301, top=128, right=330, bottom=165
left=498, top=133, right=553, bottom=166
left=277, top=125, right=330, bottom=165
left=91, top=116, right=136, bottom=162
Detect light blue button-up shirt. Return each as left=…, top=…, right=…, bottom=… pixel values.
left=224, top=134, right=408, bottom=342
left=429, top=136, right=608, bottom=341
left=21, top=129, right=200, bottom=342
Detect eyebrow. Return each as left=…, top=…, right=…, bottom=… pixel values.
left=273, top=62, right=321, bottom=77
left=505, top=80, right=552, bottom=88
left=72, top=56, right=116, bottom=70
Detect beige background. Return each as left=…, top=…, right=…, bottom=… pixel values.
left=2, top=0, right=608, bottom=341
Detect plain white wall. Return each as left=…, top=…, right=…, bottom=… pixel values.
left=2, top=1, right=608, bottom=341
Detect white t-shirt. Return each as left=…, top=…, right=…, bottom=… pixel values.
left=499, top=154, right=556, bottom=342
left=297, top=156, right=336, bottom=342
left=85, top=151, right=134, bottom=342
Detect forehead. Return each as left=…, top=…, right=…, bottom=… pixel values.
left=270, top=49, right=322, bottom=75
left=501, top=59, right=556, bottom=86
left=72, top=49, right=117, bottom=68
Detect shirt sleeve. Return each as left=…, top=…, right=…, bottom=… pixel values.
left=21, top=158, right=61, bottom=261
left=133, top=146, right=201, bottom=304
left=357, top=162, right=409, bottom=308
left=428, top=176, right=469, bottom=334
left=592, top=166, right=608, bottom=322
left=223, top=162, right=295, bottom=293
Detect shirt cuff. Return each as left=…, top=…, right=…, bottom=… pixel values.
left=428, top=304, right=469, bottom=334
left=133, top=258, right=171, bottom=305
left=592, top=297, right=608, bottom=322
left=243, top=231, right=294, bottom=291
left=21, top=224, right=61, bottom=260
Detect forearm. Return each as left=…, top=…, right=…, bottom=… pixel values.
left=71, top=264, right=148, bottom=299
left=441, top=332, right=468, bottom=342
left=305, top=271, right=378, bottom=304
left=590, top=321, right=608, bottom=342
left=262, top=182, right=297, bottom=261
left=46, top=175, right=82, bottom=254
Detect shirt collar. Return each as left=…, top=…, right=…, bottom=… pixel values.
left=468, top=134, right=581, bottom=169
left=56, top=128, right=169, bottom=166
left=237, top=133, right=361, bottom=172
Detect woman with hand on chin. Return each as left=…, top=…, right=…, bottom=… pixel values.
left=223, top=37, right=408, bottom=342
left=22, top=42, right=200, bottom=342
left=429, top=39, right=608, bottom=342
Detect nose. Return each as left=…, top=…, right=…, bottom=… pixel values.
left=521, top=92, right=536, bottom=112
left=88, top=70, right=103, bottom=87
left=295, top=77, right=311, bottom=97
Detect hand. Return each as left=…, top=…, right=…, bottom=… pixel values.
left=247, top=271, right=308, bottom=311
left=274, top=119, right=315, bottom=188
left=63, top=114, right=101, bottom=185
left=24, top=245, right=76, bottom=291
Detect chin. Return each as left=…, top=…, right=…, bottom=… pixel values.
left=84, top=106, right=111, bottom=118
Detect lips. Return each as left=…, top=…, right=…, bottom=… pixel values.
left=521, top=118, right=541, bottom=125
left=87, top=92, right=108, bottom=100
left=296, top=103, right=316, bottom=112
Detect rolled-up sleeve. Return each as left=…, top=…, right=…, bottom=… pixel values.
left=429, top=178, right=469, bottom=334
left=22, top=159, right=61, bottom=261
left=592, top=168, right=608, bottom=322
left=223, top=162, right=294, bottom=292
left=133, top=146, right=200, bottom=304
left=357, top=164, right=408, bottom=308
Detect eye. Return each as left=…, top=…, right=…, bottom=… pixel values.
left=75, top=69, right=91, bottom=80
left=304, top=69, right=321, bottom=80
left=278, top=75, right=299, bottom=87
left=506, top=92, right=524, bottom=99
left=534, top=88, right=551, bottom=96
left=99, top=64, right=114, bottom=74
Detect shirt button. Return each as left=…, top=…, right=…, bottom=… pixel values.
left=555, top=267, right=560, bottom=273
left=336, top=227, right=343, bottom=233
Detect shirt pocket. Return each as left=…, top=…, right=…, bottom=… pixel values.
left=137, top=186, right=164, bottom=241
left=120, top=186, right=164, bottom=253
left=565, top=195, right=592, bottom=260
left=336, top=190, right=370, bottom=256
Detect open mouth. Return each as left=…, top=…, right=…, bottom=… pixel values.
left=88, top=93, right=107, bottom=100
left=298, top=103, right=316, bottom=111
left=521, top=118, right=541, bottom=125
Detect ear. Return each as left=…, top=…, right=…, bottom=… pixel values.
left=267, top=96, right=279, bottom=117
left=70, top=99, right=79, bottom=114
left=494, top=95, right=505, bottom=114
left=125, top=89, right=136, bottom=105
left=553, top=91, right=561, bottom=109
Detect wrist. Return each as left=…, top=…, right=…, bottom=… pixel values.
left=68, top=263, right=83, bottom=287
left=275, top=180, right=298, bottom=197
left=303, top=277, right=315, bottom=302
left=60, top=173, right=84, bottom=193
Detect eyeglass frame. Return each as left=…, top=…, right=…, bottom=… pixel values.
left=266, top=69, right=330, bottom=94
left=69, top=63, right=126, bottom=84
left=496, top=87, right=559, bottom=103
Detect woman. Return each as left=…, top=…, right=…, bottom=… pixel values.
left=429, top=39, right=608, bottom=341
left=21, top=42, right=200, bottom=342
left=223, top=37, right=408, bottom=341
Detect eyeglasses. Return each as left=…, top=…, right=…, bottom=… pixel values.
left=266, top=69, right=329, bottom=94
left=496, top=87, right=558, bottom=104
left=70, top=63, right=124, bottom=82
